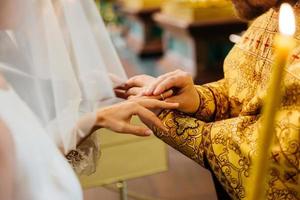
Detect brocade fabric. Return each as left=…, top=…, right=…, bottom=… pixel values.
left=153, top=8, right=300, bottom=199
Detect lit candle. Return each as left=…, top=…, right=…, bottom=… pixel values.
left=248, top=3, right=296, bottom=200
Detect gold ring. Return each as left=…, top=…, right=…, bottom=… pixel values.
left=160, top=93, right=165, bottom=100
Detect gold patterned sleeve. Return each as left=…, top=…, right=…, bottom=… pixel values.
left=154, top=106, right=300, bottom=200
left=194, top=79, right=230, bottom=122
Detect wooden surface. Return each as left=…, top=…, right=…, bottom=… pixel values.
left=84, top=147, right=217, bottom=200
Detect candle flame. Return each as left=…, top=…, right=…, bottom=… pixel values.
left=279, top=3, right=296, bottom=36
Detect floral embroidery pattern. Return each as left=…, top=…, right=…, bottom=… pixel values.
left=154, top=9, right=300, bottom=200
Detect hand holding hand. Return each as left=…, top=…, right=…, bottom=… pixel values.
left=143, top=70, right=199, bottom=114
left=96, top=98, right=179, bottom=136
left=114, top=74, right=155, bottom=99
left=115, top=74, right=174, bottom=100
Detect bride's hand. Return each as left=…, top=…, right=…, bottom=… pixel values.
left=115, top=74, right=174, bottom=100
left=114, top=74, right=155, bottom=99
left=96, top=99, right=179, bottom=136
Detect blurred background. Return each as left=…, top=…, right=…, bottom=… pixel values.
left=83, top=0, right=248, bottom=199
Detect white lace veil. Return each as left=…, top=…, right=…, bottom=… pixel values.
left=0, top=0, right=127, bottom=154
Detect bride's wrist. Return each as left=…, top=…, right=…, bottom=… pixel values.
left=95, top=109, right=106, bottom=129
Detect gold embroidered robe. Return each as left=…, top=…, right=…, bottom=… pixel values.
left=153, top=9, right=300, bottom=200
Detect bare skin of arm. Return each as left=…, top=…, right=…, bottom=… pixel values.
left=0, top=119, right=15, bottom=200
left=0, top=74, right=15, bottom=200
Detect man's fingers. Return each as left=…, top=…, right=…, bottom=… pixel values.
left=143, top=78, right=164, bottom=96
left=153, top=76, right=181, bottom=95
left=143, top=71, right=179, bottom=95
left=145, top=89, right=174, bottom=100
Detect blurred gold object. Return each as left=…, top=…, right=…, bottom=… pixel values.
left=162, top=0, right=237, bottom=22
left=124, top=0, right=166, bottom=10
left=80, top=117, right=168, bottom=188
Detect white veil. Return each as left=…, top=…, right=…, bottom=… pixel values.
left=0, top=0, right=127, bottom=154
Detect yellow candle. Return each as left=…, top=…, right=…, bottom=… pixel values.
left=248, top=3, right=296, bottom=200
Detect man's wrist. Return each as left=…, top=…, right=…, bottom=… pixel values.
left=192, top=85, right=216, bottom=121
left=191, top=86, right=201, bottom=114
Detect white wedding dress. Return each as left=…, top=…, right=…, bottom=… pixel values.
left=0, top=87, right=82, bottom=200
left=0, top=0, right=127, bottom=198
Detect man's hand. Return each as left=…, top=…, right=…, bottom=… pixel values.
left=143, top=70, right=199, bottom=114
left=115, top=74, right=174, bottom=100
left=96, top=99, right=179, bottom=136
left=115, top=70, right=199, bottom=113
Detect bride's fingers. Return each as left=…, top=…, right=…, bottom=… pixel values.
left=114, top=77, right=143, bottom=91
left=145, top=89, right=174, bottom=100
left=135, top=106, right=168, bottom=132
left=114, top=89, right=129, bottom=99
left=125, top=75, right=153, bottom=89
left=120, top=123, right=153, bottom=137
left=115, top=87, right=145, bottom=100
left=160, top=89, right=174, bottom=99
left=126, top=87, right=143, bottom=97
left=128, top=89, right=173, bottom=100
left=126, top=77, right=143, bottom=88
left=128, top=88, right=175, bottom=101
left=114, top=83, right=128, bottom=90
left=143, top=71, right=178, bottom=96
left=133, top=99, right=179, bottom=110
